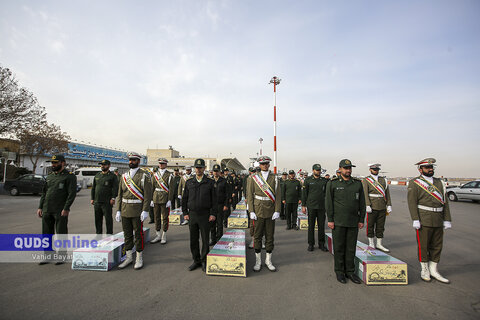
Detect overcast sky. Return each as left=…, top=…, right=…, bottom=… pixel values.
left=1, top=1, right=479, bottom=177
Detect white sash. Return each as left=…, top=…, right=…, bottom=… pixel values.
left=252, top=173, right=275, bottom=202
left=414, top=177, right=444, bottom=205
left=154, top=171, right=169, bottom=193
left=122, top=172, right=144, bottom=201
left=366, top=176, right=386, bottom=199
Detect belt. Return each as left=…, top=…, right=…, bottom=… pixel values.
left=368, top=194, right=384, bottom=198
left=417, top=205, right=443, bottom=212
left=155, top=188, right=167, bottom=192
left=255, top=195, right=271, bottom=201
left=122, top=199, right=142, bottom=204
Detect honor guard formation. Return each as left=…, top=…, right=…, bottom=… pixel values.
left=37, top=153, right=453, bottom=284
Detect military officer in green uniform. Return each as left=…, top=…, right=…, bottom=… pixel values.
left=150, top=158, right=174, bottom=244
left=282, top=170, right=302, bottom=230
left=245, top=167, right=257, bottom=249
left=37, top=154, right=77, bottom=265
left=326, top=159, right=365, bottom=284
left=279, top=172, right=288, bottom=220
left=178, top=166, right=193, bottom=225
left=302, top=164, right=329, bottom=252
left=247, top=156, right=282, bottom=272
left=210, top=164, right=230, bottom=245
left=116, top=152, right=152, bottom=270
left=408, top=158, right=452, bottom=284
left=223, top=168, right=234, bottom=227
left=361, top=163, right=392, bottom=252
left=90, top=159, right=118, bottom=235
left=171, top=168, right=181, bottom=209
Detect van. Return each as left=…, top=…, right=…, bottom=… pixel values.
left=74, top=167, right=118, bottom=188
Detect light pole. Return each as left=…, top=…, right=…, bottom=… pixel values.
left=269, top=76, right=281, bottom=174
left=259, top=138, right=263, bottom=156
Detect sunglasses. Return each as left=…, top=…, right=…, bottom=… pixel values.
left=421, top=165, right=434, bottom=169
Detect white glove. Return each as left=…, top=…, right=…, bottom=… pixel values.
left=166, top=200, right=171, bottom=208
left=115, top=211, right=121, bottom=222
left=178, top=195, right=182, bottom=199
left=366, top=206, right=372, bottom=213
left=443, top=221, right=452, bottom=230
left=150, top=200, right=154, bottom=207
left=272, top=212, right=280, bottom=220
left=413, top=220, right=421, bottom=229
left=140, top=211, right=149, bottom=222
left=386, top=206, right=392, bottom=213
left=250, top=212, right=257, bottom=220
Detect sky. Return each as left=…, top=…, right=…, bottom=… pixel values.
left=1, top=0, right=479, bottom=177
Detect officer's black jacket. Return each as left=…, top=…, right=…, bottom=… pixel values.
left=212, top=176, right=230, bottom=206
left=182, top=175, right=217, bottom=216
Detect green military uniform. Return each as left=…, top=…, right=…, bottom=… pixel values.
left=91, top=164, right=118, bottom=234
left=326, top=160, right=366, bottom=278
left=408, top=175, right=451, bottom=263
left=116, top=167, right=152, bottom=253
left=151, top=165, right=174, bottom=233
left=39, top=166, right=77, bottom=236
left=362, top=173, right=391, bottom=239
left=283, top=173, right=302, bottom=229
left=279, top=173, right=287, bottom=219
left=171, top=173, right=181, bottom=209
left=247, top=170, right=282, bottom=253
left=302, top=167, right=328, bottom=249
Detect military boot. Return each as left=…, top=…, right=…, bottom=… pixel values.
left=265, top=253, right=276, bottom=272
left=160, top=231, right=167, bottom=244
left=376, top=238, right=390, bottom=252
left=368, top=237, right=375, bottom=248
left=420, top=262, right=431, bottom=282
left=150, top=230, right=162, bottom=244
left=429, top=262, right=449, bottom=284
left=134, top=251, right=143, bottom=270
left=118, top=250, right=133, bottom=269
left=253, top=252, right=262, bottom=272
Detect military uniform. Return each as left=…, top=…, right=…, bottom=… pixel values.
left=279, top=173, right=288, bottom=219
left=361, top=163, right=392, bottom=252
left=408, top=158, right=452, bottom=283
left=302, top=164, right=328, bottom=250
left=91, top=160, right=118, bottom=234
left=116, top=152, right=152, bottom=269
left=326, top=159, right=365, bottom=284
left=283, top=170, right=302, bottom=229
left=171, top=170, right=181, bottom=209
left=211, top=164, right=230, bottom=243
left=150, top=158, right=174, bottom=244
left=245, top=168, right=256, bottom=248
left=247, top=156, right=281, bottom=272
left=223, top=169, right=234, bottom=227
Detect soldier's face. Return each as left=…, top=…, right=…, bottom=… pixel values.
left=289, top=173, right=295, bottom=179
left=259, top=163, right=270, bottom=171
left=186, top=169, right=192, bottom=175
left=213, top=171, right=220, bottom=177
left=129, top=159, right=139, bottom=168
left=195, top=167, right=205, bottom=175
left=101, top=164, right=110, bottom=172
left=340, top=167, right=352, bottom=177
left=419, top=165, right=434, bottom=177
left=51, top=161, right=64, bottom=172
left=313, top=169, right=321, bottom=177
left=159, top=163, right=167, bottom=169
left=370, top=168, right=379, bottom=175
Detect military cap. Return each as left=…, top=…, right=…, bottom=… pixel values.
left=249, top=167, right=255, bottom=173
left=257, top=156, right=272, bottom=164
left=415, top=158, right=436, bottom=167
left=224, top=167, right=230, bottom=171
left=47, top=154, right=65, bottom=162
left=312, top=164, right=322, bottom=171
left=114, top=168, right=119, bottom=172
left=127, top=152, right=142, bottom=160
left=98, top=159, right=111, bottom=165
left=368, top=163, right=381, bottom=169
left=304, top=171, right=308, bottom=176
left=157, top=158, right=168, bottom=164
left=194, top=158, right=206, bottom=168
left=213, top=164, right=221, bottom=172
left=282, top=172, right=287, bottom=175
left=339, top=159, right=356, bottom=168
left=185, top=166, right=192, bottom=170
left=288, top=170, right=295, bottom=174
left=174, top=168, right=179, bottom=171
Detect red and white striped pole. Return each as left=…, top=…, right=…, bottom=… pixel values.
left=269, top=76, right=281, bottom=174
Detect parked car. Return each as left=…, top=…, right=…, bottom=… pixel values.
left=446, top=180, right=480, bottom=202
left=3, top=174, right=46, bottom=196
left=4, top=174, right=83, bottom=196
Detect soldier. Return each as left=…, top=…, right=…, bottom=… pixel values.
left=223, top=168, right=233, bottom=227
left=326, top=159, right=365, bottom=284
left=210, top=164, right=230, bottom=245
left=245, top=167, right=257, bottom=248
left=302, top=164, right=329, bottom=252
left=231, top=171, right=240, bottom=209
left=115, top=152, right=152, bottom=270
left=90, top=159, right=118, bottom=235
left=171, top=168, right=181, bottom=209
left=324, top=174, right=331, bottom=180
left=182, top=159, right=217, bottom=272
left=37, top=154, right=77, bottom=265
left=178, top=166, right=194, bottom=225
left=150, top=158, right=174, bottom=244
left=283, top=170, right=302, bottom=230
left=361, top=163, right=392, bottom=252
left=408, top=158, right=452, bottom=283
left=247, top=156, right=281, bottom=272
left=279, top=172, right=288, bottom=220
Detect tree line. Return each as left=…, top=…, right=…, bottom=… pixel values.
left=1, top=65, right=70, bottom=174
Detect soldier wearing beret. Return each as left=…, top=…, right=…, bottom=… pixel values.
left=361, top=163, right=392, bottom=252
left=150, top=158, right=174, bottom=245
left=247, top=156, right=281, bottom=272
left=91, top=159, right=118, bottom=235
left=283, top=170, right=302, bottom=230
left=408, top=158, right=452, bottom=283
left=302, top=164, right=329, bottom=252
left=37, top=154, right=77, bottom=265
left=182, top=158, right=217, bottom=272
left=116, top=152, right=152, bottom=270
left=326, top=159, right=365, bottom=284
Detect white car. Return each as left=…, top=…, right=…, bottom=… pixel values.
left=447, top=180, right=480, bottom=202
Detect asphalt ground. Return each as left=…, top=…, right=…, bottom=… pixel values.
left=0, top=185, right=479, bottom=320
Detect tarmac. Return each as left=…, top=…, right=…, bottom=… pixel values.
left=0, top=185, right=479, bottom=320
